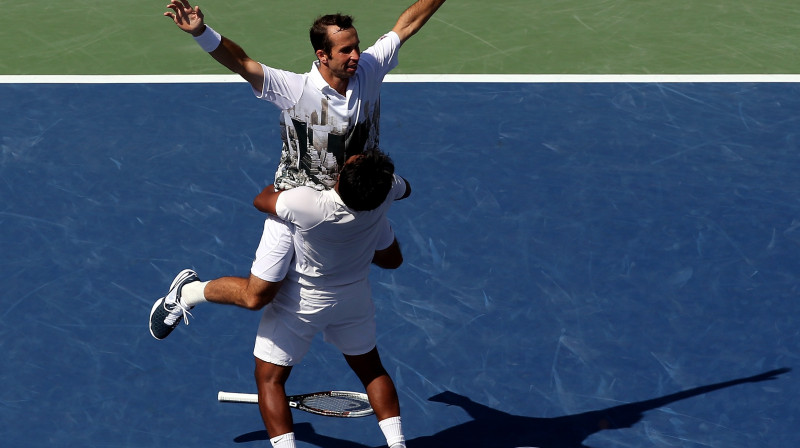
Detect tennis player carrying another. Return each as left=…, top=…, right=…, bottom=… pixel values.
left=248, top=149, right=411, bottom=448
left=151, top=149, right=411, bottom=448
left=152, top=1, right=442, bottom=445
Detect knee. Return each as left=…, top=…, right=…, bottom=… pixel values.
left=243, top=280, right=281, bottom=310
left=242, top=290, right=275, bottom=310
left=358, top=364, right=389, bottom=385
left=345, top=348, right=389, bottom=384
left=254, top=358, right=292, bottom=387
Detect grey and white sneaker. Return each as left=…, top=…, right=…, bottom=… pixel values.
left=149, top=269, right=200, bottom=340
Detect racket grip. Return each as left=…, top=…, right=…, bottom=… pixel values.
left=218, top=391, right=259, bottom=404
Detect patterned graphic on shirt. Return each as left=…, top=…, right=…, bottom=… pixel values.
left=274, top=90, right=380, bottom=190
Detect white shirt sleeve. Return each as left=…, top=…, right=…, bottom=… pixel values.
left=275, top=186, right=317, bottom=227
left=253, top=63, right=306, bottom=110
left=359, top=31, right=401, bottom=79
left=389, top=174, right=407, bottom=201
left=375, top=218, right=396, bottom=251
left=373, top=174, right=404, bottom=251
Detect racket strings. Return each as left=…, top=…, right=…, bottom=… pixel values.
left=301, top=394, right=371, bottom=413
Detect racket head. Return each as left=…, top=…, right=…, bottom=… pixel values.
left=287, top=390, right=374, bottom=418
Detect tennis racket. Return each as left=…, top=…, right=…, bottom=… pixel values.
left=217, top=390, right=374, bottom=418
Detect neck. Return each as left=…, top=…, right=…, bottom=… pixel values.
left=318, top=65, right=349, bottom=95
left=325, top=74, right=349, bottom=96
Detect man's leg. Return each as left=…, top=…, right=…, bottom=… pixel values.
left=203, top=274, right=282, bottom=310
left=344, top=347, right=405, bottom=448
left=254, top=357, right=296, bottom=447
left=149, top=216, right=293, bottom=340
left=149, top=272, right=281, bottom=340
left=185, top=214, right=293, bottom=311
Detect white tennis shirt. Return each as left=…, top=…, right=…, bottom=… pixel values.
left=275, top=174, right=407, bottom=301
left=255, top=32, right=401, bottom=190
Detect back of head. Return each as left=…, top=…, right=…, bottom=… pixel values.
left=310, top=13, right=355, bottom=55
left=337, top=149, right=395, bottom=212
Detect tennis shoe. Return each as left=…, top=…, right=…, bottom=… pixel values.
left=149, top=269, right=200, bottom=340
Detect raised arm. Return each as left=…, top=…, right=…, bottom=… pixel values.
left=164, top=0, right=265, bottom=92
left=391, top=0, right=447, bottom=44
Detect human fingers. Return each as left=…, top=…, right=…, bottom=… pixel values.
left=171, top=2, right=195, bottom=24
left=165, top=3, right=180, bottom=15
left=166, top=0, right=192, bottom=17
left=177, top=0, right=194, bottom=12
left=166, top=0, right=185, bottom=11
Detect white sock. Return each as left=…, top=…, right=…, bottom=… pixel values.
left=379, top=416, right=405, bottom=448
left=269, top=432, right=296, bottom=448
left=180, top=280, right=209, bottom=308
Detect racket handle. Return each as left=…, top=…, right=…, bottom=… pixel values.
left=218, top=391, right=259, bottom=404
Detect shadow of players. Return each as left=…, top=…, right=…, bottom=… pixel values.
left=234, top=368, right=790, bottom=447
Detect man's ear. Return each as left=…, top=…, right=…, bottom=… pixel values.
left=316, top=49, right=329, bottom=64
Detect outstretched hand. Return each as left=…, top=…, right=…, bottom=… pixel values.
left=164, top=0, right=205, bottom=36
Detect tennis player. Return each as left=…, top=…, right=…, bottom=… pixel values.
left=153, top=0, right=446, bottom=319
left=152, top=2, right=444, bottom=445
left=151, top=150, right=411, bottom=448
left=250, top=149, right=410, bottom=448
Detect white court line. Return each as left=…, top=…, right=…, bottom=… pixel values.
left=388, top=74, right=800, bottom=83
left=0, top=75, right=245, bottom=84
left=2, top=74, right=800, bottom=84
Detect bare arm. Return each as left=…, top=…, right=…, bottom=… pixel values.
left=392, top=0, right=447, bottom=44
left=209, top=37, right=265, bottom=92
left=373, top=238, right=403, bottom=269
left=253, top=185, right=282, bottom=215
left=164, top=0, right=264, bottom=92
left=371, top=178, right=410, bottom=268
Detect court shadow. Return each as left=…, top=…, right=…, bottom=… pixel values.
left=234, top=368, right=790, bottom=447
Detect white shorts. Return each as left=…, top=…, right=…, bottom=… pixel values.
left=253, top=278, right=376, bottom=366
left=250, top=216, right=294, bottom=282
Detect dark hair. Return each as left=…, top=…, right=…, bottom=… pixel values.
left=310, top=13, right=355, bottom=55
left=337, top=149, right=395, bottom=211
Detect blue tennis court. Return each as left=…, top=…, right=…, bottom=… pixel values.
left=1, top=80, right=798, bottom=447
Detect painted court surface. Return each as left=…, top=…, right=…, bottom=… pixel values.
left=2, top=79, right=799, bottom=447
left=2, top=1, right=800, bottom=447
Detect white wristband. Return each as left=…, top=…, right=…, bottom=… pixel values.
left=193, top=25, right=222, bottom=52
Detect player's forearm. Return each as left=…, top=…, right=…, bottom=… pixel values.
left=189, top=24, right=264, bottom=92
left=372, top=239, right=404, bottom=269
left=206, top=38, right=263, bottom=90
left=209, top=37, right=248, bottom=73
left=393, top=0, right=446, bottom=43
